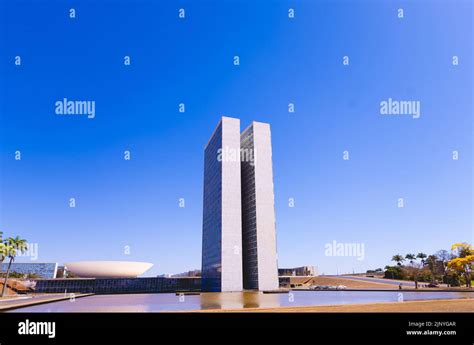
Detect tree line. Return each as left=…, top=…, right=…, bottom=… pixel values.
left=385, top=242, right=473, bottom=288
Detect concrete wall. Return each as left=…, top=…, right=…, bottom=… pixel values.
left=202, top=117, right=243, bottom=292
left=252, top=122, right=279, bottom=291
left=220, top=117, right=243, bottom=292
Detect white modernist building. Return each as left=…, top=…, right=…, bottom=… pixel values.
left=64, top=261, right=153, bottom=278
left=240, top=122, right=279, bottom=291
left=201, top=117, right=243, bottom=292
left=201, top=117, right=278, bottom=292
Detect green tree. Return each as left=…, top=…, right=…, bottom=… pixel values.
left=0, top=231, right=7, bottom=274
left=448, top=243, right=474, bottom=288
left=392, top=255, right=405, bottom=266
left=417, top=253, right=427, bottom=266
left=384, top=265, right=405, bottom=280
left=405, top=254, right=416, bottom=265
left=1, top=236, right=28, bottom=297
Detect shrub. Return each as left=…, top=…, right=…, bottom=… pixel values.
left=416, top=268, right=434, bottom=282
left=384, top=266, right=405, bottom=280
left=443, top=271, right=461, bottom=287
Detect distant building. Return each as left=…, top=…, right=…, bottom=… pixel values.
left=56, top=266, right=68, bottom=278
left=65, top=261, right=153, bottom=278
left=157, top=274, right=172, bottom=278
left=0, top=262, right=58, bottom=279
left=278, top=266, right=318, bottom=277
left=171, top=270, right=201, bottom=278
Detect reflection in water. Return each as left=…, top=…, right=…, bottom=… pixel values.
left=241, top=292, right=261, bottom=309
left=9, top=291, right=473, bottom=313
left=199, top=292, right=280, bottom=310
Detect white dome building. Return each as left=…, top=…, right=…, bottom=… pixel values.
left=64, top=261, right=153, bottom=278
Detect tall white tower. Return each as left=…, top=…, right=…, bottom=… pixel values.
left=240, top=121, right=279, bottom=291
left=201, top=117, right=243, bottom=292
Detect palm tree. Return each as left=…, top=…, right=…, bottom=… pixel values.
left=0, top=231, right=6, bottom=276
left=405, top=253, right=416, bottom=265
left=0, top=248, right=6, bottom=273
left=417, top=253, right=427, bottom=266
left=392, top=254, right=405, bottom=266
left=0, top=243, right=6, bottom=265
left=1, top=236, right=28, bottom=297
left=0, top=243, right=15, bottom=297
left=0, top=231, right=4, bottom=261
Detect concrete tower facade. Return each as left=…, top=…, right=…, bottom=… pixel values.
left=240, top=122, right=279, bottom=291
left=201, top=117, right=243, bottom=292
left=202, top=117, right=278, bottom=292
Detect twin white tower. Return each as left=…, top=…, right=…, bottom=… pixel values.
left=201, top=116, right=279, bottom=292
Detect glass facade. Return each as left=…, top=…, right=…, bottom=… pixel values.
left=240, top=121, right=279, bottom=291
left=0, top=262, right=58, bottom=278
left=35, top=277, right=201, bottom=294
left=240, top=126, right=259, bottom=289
left=201, top=117, right=276, bottom=291
left=201, top=123, right=223, bottom=292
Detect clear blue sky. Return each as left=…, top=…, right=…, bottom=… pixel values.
left=0, top=0, right=472, bottom=276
